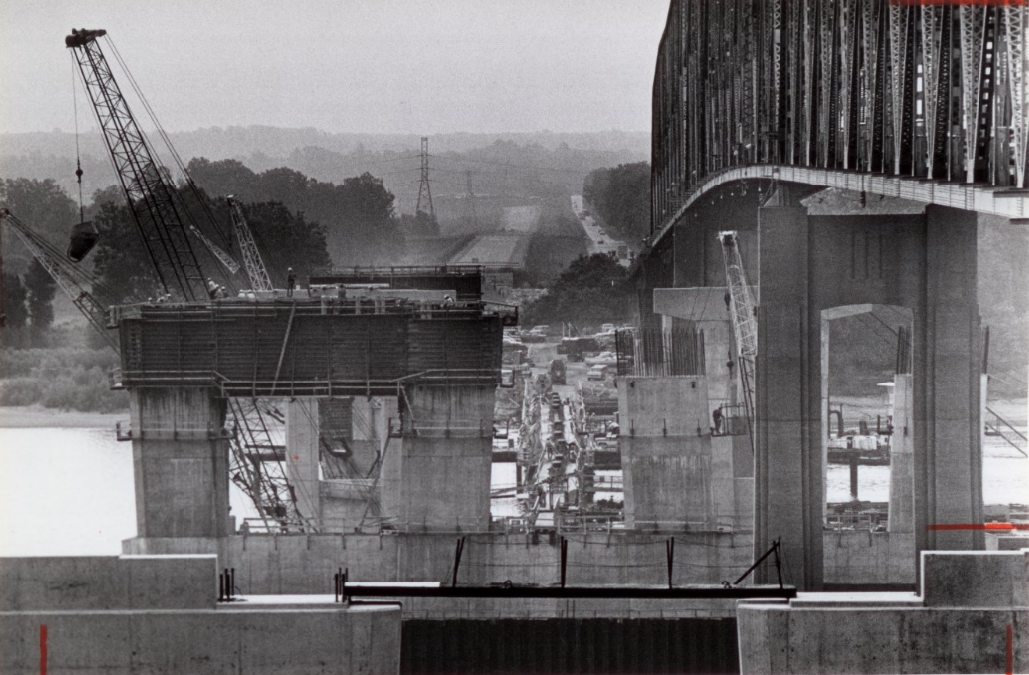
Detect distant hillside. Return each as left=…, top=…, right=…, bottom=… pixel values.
left=0, top=127, right=649, bottom=207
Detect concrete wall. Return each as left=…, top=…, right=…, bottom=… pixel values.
left=0, top=556, right=215, bottom=611
left=130, top=388, right=230, bottom=539
left=0, top=604, right=400, bottom=675
left=0, top=554, right=401, bottom=675
left=738, top=549, right=1029, bottom=674
left=124, top=531, right=755, bottom=598
left=921, top=550, right=1028, bottom=607
left=822, top=531, right=916, bottom=586
left=738, top=603, right=1025, bottom=674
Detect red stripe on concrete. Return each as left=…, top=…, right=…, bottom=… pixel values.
left=39, top=621, right=47, bottom=675
left=926, top=523, right=1029, bottom=531
left=1007, top=624, right=1014, bottom=675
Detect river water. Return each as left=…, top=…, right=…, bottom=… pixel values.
left=1, top=427, right=1025, bottom=556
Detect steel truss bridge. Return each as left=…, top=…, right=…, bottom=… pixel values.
left=650, top=0, right=1029, bottom=239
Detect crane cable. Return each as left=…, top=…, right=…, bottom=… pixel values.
left=70, top=54, right=84, bottom=224
left=101, top=35, right=235, bottom=259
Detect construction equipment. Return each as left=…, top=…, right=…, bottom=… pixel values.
left=0, top=209, right=118, bottom=352
left=718, top=231, right=757, bottom=451
left=66, top=28, right=238, bottom=301
left=226, top=196, right=273, bottom=291
left=66, top=28, right=306, bottom=531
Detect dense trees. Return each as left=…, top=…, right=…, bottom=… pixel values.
left=25, top=259, right=56, bottom=342
left=2, top=273, right=28, bottom=330
left=582, top=162, right=651, bottom=241
left=521, top=253, right=633, bottom=328
left=226, top=201, right=331, bottom=286
left=186, top=159, right=401, bottom=266
left=0, top=178, right=78, bottom=275
left=88, top=185, right=332, bottom=302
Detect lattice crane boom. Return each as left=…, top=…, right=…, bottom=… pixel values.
left=227, top=196, right=273, bottom=291
left=0, top=209, right=118, bottom=351
left=65, top=28, right=238, bottom=299
left=719, top=231, right=758, bottom=451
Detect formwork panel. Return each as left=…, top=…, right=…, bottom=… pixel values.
left=116, top=302, right=502, bottom=394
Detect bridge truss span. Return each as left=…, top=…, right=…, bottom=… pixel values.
left=651, top=0, right=1029, bottom=235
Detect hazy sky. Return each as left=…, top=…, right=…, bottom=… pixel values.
left=0, top=1, right=669, bottom=135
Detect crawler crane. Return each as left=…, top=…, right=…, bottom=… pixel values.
left=66, top=27, right=306, bottom=531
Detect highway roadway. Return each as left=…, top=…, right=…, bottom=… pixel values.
left=570, top=195, right=629, bottom=266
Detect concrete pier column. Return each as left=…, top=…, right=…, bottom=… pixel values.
left=889, top=374, right=915, bottom=533
left=349, top=396, right=397, bottom=476
left=754, top=195, right=821, bottom=588
left=130, top=387, right=230, bottom=538
left=617, top=376, right=715, bottom=530
left=386, top=384, right=495, bottom=531
left=285, top=398, right=321, bottom=526
left=915, top=206, right=982, bottom=552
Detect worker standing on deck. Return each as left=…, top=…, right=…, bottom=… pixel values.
left=712, top=406, right=724, bottom=435
left=207, top=278, right=218, bottom=299
left=286, top=267, right=296, bottom=298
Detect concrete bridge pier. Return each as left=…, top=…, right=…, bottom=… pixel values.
left=130, top=387, right=231, bottom=539
left=618, top=376, right=715, bottom=530
left=888, top=374, right=915, bottom=534
left=284, top=396, right=400, bottom=530
left=755, top=192, right=983, bottom=590
left=382, top=384, right=495, bottom=532
left=284, top=398, right=322, bottom=525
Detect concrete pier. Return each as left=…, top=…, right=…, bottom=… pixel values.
left=755, top=195, right=983, bottom=589
left=130, top=388, right=230, bottom=539
left=285, top=398, right=322, bottom=522
left=618, top=376, right=716, bottom=529
left=888, top=374, right=914, bottom=534
left=384, top=384, right=495, bottom=531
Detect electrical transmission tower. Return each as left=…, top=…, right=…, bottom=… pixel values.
left=464, top=170, right=478, bottom=228
left=415, top=137, right=435, bottom=219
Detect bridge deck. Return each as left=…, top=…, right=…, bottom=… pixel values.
left=650, top=164, right=1029, bottom=252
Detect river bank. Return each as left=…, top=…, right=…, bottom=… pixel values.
left=0, top=405, right=126, bottom=429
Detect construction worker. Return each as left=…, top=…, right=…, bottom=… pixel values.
left=287, top=267, right=296, bottom=298
left=712, top=406, right=724, bottom=435
left=206, top=278, right=218, bottom=299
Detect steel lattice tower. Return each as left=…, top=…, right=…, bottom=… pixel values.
left=415, top=137, right=435, bottom=219
left=464, top=170, right=478, bottom=227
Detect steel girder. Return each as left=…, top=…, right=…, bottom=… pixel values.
left=649, top=0, right=1029, bottom=236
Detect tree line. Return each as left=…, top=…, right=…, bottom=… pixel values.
left=1, top=160, right=401, bottom=346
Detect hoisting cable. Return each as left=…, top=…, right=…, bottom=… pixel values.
left=71, top=54, right=85, bottom=225
left=104, top=36, right=235, bottom=252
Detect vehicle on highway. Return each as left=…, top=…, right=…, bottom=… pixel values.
left=560, top=336, right=600, bottom=362
left=584, top=352, right=618, bottom=367
left=587, top=366, right=607, bottom=381
left=549, top=358, right=567, bottom=385
left=600, top=323, right=616, bottom=333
